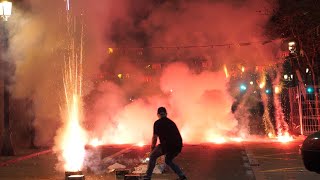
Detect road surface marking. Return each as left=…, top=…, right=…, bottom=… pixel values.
left=260, top=167, right=304, bottom=173
left=99, top=145, right=137, bottom=163
left=257, top=152, right=297, bottom=157
left=253, top=156, right=297, bottom=161
left=0, top=149, right=52, bottom=167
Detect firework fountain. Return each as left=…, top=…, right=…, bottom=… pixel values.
left=260, top=74, right=276, bottom=138
left=259, top=69, right=292, bottom=143
left=273, top=71, right=292, bottom=142
left=55, top=3, right=87, bottom=178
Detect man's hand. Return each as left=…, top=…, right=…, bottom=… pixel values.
left=151, top=143, right=156, bottom=151
left=151, top=134, right=158, bottom=151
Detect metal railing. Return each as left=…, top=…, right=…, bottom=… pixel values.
left=289, top=86, right=320, bottom=135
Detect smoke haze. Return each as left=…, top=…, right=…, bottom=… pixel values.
left=6, top=0, right=280, bottom=146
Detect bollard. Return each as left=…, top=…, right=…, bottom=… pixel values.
left=65, top=171, right=83, bottom=180
left=115, top=169, right=130, bottom=179
left=67, top=175, right=85, bottom=180
left=124, top=174, right=143, bottom=180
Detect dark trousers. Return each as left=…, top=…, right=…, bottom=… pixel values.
left=146, top=145, right=185, bottom=178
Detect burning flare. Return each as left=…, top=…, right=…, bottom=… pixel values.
left=277, top=132, right=293, bottom=143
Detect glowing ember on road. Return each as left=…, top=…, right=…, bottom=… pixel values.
left=89, top=138, right=103, bottom=147
left=230, top=137, right=243, bottom=143
left=277, top=132, right=293, bottom=143
left=136, top=141, right=145, bottom=147
left=212, top=137, right=227, bottom=144
left=268, top=132, right=274, bottom=138
left=207, top=134, right=227, bottom=144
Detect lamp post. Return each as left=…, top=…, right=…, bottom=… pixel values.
left=0, top=0, right=14, bottom=156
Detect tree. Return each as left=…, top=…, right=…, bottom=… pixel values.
left=266, top=0, right=320, bottom=84
left=266, top=0, right=320, bottom=133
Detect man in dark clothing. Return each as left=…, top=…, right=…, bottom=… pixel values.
left=144, top=107, right=187, bottom=180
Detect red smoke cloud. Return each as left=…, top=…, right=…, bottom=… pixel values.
left=86, top=0, right=280, bottom=144
left=88, top=62, right=236, bottom=144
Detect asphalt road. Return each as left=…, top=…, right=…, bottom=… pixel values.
left=0, top=140, right=319, bottom=180
left=244, top=140, right=320, bottom=180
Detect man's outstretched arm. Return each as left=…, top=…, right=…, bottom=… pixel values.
left=151, top=134, right=158, bottom=151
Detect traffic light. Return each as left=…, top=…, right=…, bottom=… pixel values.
left=265, top=89, right=271, bottom=94
left=307, top=86, right=314, bottom=94
left=240, top=84, right=247, bottom=91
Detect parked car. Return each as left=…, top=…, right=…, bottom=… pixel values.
left=300, top=131, right=320, bottom=173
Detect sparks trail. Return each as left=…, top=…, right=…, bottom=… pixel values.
left=273, top=71, right=292, bottom=143
left=260, top=73, right=276, bottom=138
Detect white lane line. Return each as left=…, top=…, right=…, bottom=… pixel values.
left=102, top=146, right=135, bottom=163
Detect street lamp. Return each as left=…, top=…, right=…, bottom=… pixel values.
left=0, top=1, right=12, bottom=21
left=0, top=0, right=14, bottom=156
left=288, top=41, right=296, bottom=54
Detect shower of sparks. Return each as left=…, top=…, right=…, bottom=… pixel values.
left=61, top=38, right=87, bottom=171
left=58, top=13, right=87, bottom=172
